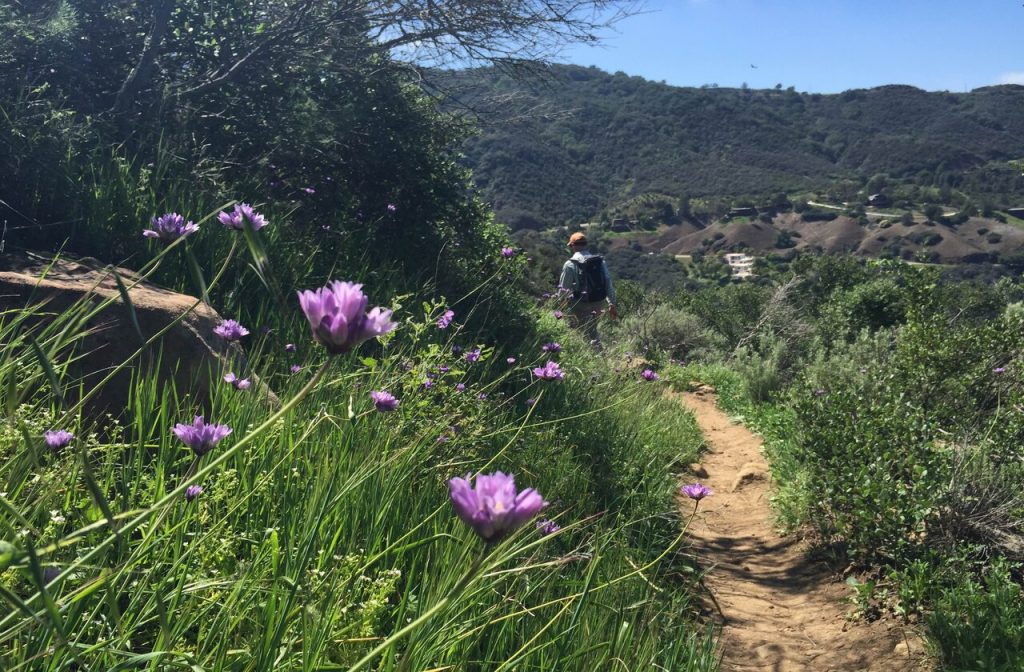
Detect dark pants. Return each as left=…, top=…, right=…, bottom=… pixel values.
left=570, top=300, right=606, bottom=350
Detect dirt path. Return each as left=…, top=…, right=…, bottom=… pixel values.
left=679, top=390, right=931, bottom=672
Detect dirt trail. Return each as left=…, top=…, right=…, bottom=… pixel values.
left=679, top=390, right=931, bottom=672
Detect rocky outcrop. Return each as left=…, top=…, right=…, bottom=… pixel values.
left=0, top=252, right=272, bottom=418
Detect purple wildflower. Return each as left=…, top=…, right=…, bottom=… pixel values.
left=217, top=203, right=268, bottom=231
left=223, top=372, right=252, bottom=390
left=370, top=390, right=399, bottom=412
left=185, top=485, right=203, bottom=502
left=172, top=416, right=232, bottom=457
left=532, top=361, right=564, bottom=381
left=297, top=281, right=397, bottom=355
left=994, top=367, right=1006, bottom=374
left=681, top=483, right=713, bottom=501
left=553, top=310, right=563, bottom=320
left=290, top=364, right=302, bottom=374
left=525, top=398, right=536, bottom=407
left=437, top=434, right=449, bottom=443
left=422, top=379, right=434, bottom=390
left=301, top=186, right=316, bottom=194
left=478, top=392, right=488, bottom=400
left=437, top=309, right=455, bottom=329
left=448, top=472, right=548, bottom=542
left=386, top=203, right=397, bottom=213
left=214, top=319, right=250, bottom=342
left=641, top=369, right=659, bottom=381
left=44, top=430, right=73, bottom=450
left=501, top=246, right=516, bottom=258
left=438, top=365, right=450, bottom=374
left=465, top=348, right=482, bottom=363
left=536, top=519, right=561, bottom=536
left=506, top=357, right=516, bottom=364
left=542, top=342, right=561, bottom=353
left=455, top=383, right=466, bottom=392
left=143, top=213, right=198, bottom=242
left=285, top=343, right=297, bottom=353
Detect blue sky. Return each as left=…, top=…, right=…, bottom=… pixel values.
left=558, top=0, right=1024, bottom=92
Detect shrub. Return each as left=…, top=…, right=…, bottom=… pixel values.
left=928, top=561, right=1024, bottom=671
left=818, top=277, right=908, bottom=344
left=618, top=304, right=727, bottom=361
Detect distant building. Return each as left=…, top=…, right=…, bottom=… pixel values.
left=610, top=218, right=630, bottom=232
left=723, top=253, right=755, bottom=279
left=867, top=193, right=891, bottom=207
left=727, top=207, right=758, bottom=218
left=1008, top=207, right=1024, bottom=219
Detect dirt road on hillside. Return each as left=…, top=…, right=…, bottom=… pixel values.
left=678, top=390, right=932, bottom=672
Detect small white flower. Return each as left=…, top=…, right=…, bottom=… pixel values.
left=50, top=510, right=66, bottom=524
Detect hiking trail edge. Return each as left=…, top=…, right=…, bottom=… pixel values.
left=679, top=389, right=932, bottom=672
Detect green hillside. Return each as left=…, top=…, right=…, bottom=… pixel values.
left=449, top=65, right=1024, bottom=229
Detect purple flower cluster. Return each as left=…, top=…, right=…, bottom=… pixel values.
left=506, top=357, right=516, bottom=364
left=448, top=472, right=547, bottom=542
left=465, top=348, right=482, bottom=363
left=536, top=519, right=561, bottom=536
left=214, top=319, right=249, bottom=342
left=541, top=342, right=561, bottom=353
left=370, top=390, right=399, bottom=412
left=532, top=361, right=564, bottom=381
left=552, top=310, right=563, bottom=320
left=44, top=430, right=74, bottom=450
left=501, top=246, right=516, bottom=259
left=681, top=482, right=713, bottom=501
left=172, top=416, right=232, bottom=457
left=437, top=309, right=455, bottom=329
left=223, top=372, right=252, bottom=390
left=297, top=281, right=396, bottom=355
left=185, top=485, right=204, bottom=502
left=641, top=369, right=659, bottom=381
left=218, top=203, right=268, bottom=231
left=143, top=213, right=198, bottom=242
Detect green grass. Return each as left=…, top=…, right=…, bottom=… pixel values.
left=0, top=239, right=719, bottom=670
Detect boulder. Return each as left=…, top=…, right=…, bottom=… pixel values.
left=0, top=252, right=273, bottom=419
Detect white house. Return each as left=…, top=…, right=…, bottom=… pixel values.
left=723, top=253, right=755, bottom=279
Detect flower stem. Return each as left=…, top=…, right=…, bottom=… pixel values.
left=348, top=546, right=490, bottom=672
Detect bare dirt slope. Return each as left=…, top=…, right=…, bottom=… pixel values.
left=678, top=390, right=932, bottom=672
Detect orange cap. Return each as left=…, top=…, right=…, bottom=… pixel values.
left=568, top=232, right=587, bottom=246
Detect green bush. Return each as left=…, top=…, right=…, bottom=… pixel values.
left=818, top=277, right=908, bottom=344
left=928, top=561, right=1024, bottom=671
left=617, top=304, right=728, bottom=362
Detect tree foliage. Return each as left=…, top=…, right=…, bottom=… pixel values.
left=447, top=65, right=1024, bottom=229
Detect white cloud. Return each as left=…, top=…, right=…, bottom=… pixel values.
left=997, top=71, right=1024, bottom=85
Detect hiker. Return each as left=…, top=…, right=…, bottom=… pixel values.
left=558, top=232, right=618, bottom=349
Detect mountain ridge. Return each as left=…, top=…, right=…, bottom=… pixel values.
left=448, top=64, right=1024, bottom=230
